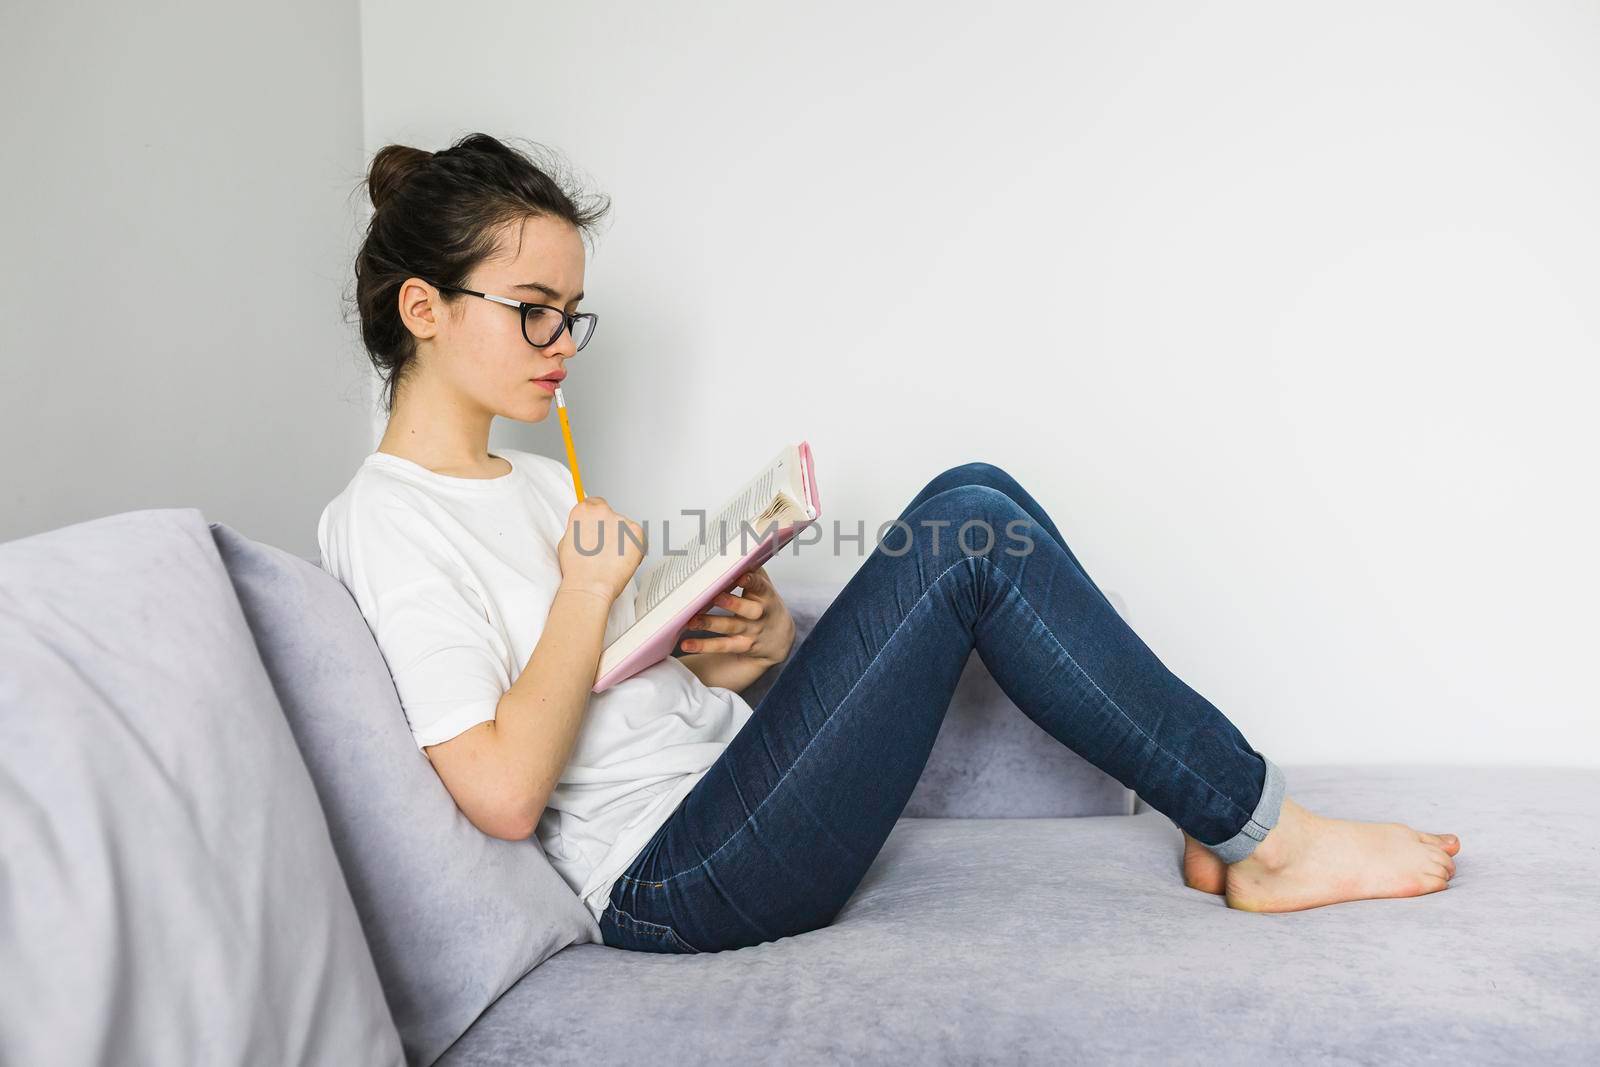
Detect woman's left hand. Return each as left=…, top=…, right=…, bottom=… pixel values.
left=679, top=565, right=795, bottom=669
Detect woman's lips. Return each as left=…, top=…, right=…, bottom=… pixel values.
left=531, top=378, right=559, bottom=393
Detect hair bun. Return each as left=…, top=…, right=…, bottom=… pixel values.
left=366, top=144, right=434, bottom=211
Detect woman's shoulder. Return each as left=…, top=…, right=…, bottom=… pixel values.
left=320, top=458, right=435, bottom=529
left=317, top=449, right=574, bottom=572
left=316, top=461, right=460, bottom=575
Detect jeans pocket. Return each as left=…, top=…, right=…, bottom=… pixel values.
left=603, top=902, right=702, bottom=955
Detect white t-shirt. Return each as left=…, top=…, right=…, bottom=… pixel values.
left=316, top=446, right=753, bottom=922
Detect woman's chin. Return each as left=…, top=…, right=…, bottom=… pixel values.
left=496, top=382, right=556, bottom=421
left=510, top=399, right=553, bottom=422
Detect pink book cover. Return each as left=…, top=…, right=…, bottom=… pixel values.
left=592, top=440, right=821, bottom=693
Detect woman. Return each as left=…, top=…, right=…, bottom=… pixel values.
left=319, top=133, right=1460, bottom=956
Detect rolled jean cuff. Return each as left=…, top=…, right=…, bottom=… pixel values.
left=1207, top=754, right=1286, bottom=864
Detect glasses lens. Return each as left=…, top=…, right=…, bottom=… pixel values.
left=524, top=307, right=566, bottom=347
left=571, top=314, right=596, bottom=350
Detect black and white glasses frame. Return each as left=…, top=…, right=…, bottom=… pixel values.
left=425, top=281, right=598, bottom=350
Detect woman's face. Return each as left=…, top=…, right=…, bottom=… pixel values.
left=402, top=213, right=587, bottom=423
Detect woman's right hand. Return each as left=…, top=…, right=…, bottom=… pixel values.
left=557, top=495, right=644, bottom=603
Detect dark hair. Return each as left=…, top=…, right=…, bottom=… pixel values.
left=348, top=133, right=611, bottom=414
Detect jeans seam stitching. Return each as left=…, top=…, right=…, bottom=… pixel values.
left=643, top=554, right=975, bottom=887
left=618, top=874, right=666, bottom=887
left=608, top=903, right=691, bottom=943
left=608, top=903, right=702, bottom=953
left=977, top=556, right=1256, bottom=823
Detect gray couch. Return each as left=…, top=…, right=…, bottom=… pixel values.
left=2, top=508, right=1595, bottom=1065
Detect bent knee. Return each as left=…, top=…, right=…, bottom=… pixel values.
left=919, top=460, right=1022, bottom=503
left=933, top=460, right=1013, bottom=487
left=894, top=484, right=1032, bottom=557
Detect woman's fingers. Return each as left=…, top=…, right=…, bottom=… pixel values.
left=689, top=612, right=747, bottom=634
left=680, top=568, right=775, bottom=652
left=681, top=633, right=756, bottom=654
left=714, top=589, right=764, bottom=620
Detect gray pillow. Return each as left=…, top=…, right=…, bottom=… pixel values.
left=209, top=521, right=599, bottom=1067
left=0, top=508, right=403, bottom=1065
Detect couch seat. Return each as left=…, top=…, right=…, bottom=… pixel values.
left=439, top=764, right=1599, bottom=1064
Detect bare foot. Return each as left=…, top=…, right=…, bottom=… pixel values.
left=1224, top=795, right=1462, bottom=913
left=1182, top=832, right=1227, bottom=894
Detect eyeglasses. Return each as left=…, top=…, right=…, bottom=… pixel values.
left=427, top=281, right=598, bottom=351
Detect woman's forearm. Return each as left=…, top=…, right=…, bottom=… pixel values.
left=676, top=650, right=771, bottom=694
left=482, top=585, right=615, bottom=830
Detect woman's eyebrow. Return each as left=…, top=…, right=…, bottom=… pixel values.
left=514, top=281, right=583, bottom=302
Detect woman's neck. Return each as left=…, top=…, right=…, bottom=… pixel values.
left=377, top=385, right=502, bottom=478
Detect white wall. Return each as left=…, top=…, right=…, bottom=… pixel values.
left=362, top=0, right=1598, bottom=767
left=6, top=2, right=1588, bottom=767
left=0, top=0, right=372, bottom=557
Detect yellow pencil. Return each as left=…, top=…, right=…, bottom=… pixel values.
left=553, top=386, right=586, bottom=502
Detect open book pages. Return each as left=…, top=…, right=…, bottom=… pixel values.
left=595, top=441, right=818, bottom=688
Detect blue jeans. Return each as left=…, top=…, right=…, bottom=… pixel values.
left=599, top=462, right=1286, bottom=955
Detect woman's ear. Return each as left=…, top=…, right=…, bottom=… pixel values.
left=398, top=279, right=443, bottom=341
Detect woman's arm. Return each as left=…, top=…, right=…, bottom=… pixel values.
left=421, top=583, right=615, bottom=840
left=422, top=496, right=646, bottom=842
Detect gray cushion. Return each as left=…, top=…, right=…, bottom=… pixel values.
left=209, top=521, right=599, bottom=1067
left=707, top=579, right=1133, bottom=818
left=438, top=764, right=1599, bottom=1063
left=0, top=508, right=403, bottom=1065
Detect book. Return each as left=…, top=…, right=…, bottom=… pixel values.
left=593, top=440, right=821, bottom=692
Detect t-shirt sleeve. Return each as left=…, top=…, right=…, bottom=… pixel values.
left=351, top=495, right=514, bottom=750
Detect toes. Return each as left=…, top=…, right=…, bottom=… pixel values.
left=1430, top=832, right=1461, bottom=855
left=1420, top=832, right=1462, bottom=856
left=1420, top=873, right=1450, bottom=894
